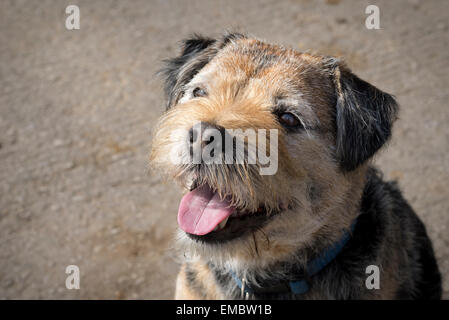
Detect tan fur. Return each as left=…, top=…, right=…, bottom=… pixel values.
left=175, top=265, right=202, bottom=300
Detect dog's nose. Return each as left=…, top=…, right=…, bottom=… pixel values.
left=189, top=122, right=226, bottom=149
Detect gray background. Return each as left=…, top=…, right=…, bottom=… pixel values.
left=0, top=0, right=447, bottom=299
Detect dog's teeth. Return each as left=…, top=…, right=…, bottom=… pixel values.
left=218, top=217, right=229, bottom=229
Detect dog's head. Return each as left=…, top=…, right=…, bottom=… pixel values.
left=150, top=34, right=398, bottom=270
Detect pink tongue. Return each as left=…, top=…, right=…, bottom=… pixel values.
left=178, top=185, right=235, bottom=235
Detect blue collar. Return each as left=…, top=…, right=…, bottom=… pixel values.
left=230, top=220, right=357, bottom=298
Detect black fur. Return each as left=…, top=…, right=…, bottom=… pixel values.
left=328, top=168, right=442, bottom=299
left=220, top=32, right=246, bottom=47
left=161, top=35, right=216, bottom=109
left=210, top=168, right=442, bottom=299
left=333, top=67, right=399, bottom=171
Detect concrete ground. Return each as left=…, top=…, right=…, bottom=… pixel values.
left=0, top=0, right=447, bottom=299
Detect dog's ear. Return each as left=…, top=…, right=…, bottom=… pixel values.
left=332, top=63, right=399, bottom=171
left=162, top=35, right=217, bottom=109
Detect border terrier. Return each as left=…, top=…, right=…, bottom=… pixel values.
left=150, top=33, right=442, bottom=299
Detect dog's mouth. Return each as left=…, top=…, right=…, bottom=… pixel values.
left=177, top=183, right=282, bottom=243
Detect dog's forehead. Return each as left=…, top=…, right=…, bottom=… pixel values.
left=196, top=39, right=334, bottom=98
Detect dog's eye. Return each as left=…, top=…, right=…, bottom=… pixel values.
left=279, top=112, right=300, bottom=128
left=192, top=87, right=207, bottom=98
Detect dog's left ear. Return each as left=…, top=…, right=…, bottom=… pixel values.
left=161, top=35, right=217, bottom=109
left=332, top=63, right=399, bottom=171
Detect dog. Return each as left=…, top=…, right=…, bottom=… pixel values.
left=150, top=33, right=442, bottom=299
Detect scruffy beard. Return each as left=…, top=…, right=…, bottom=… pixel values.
left=174, top=189, right=327, bottom=272
left=172, top=169, right=363, bottom=282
